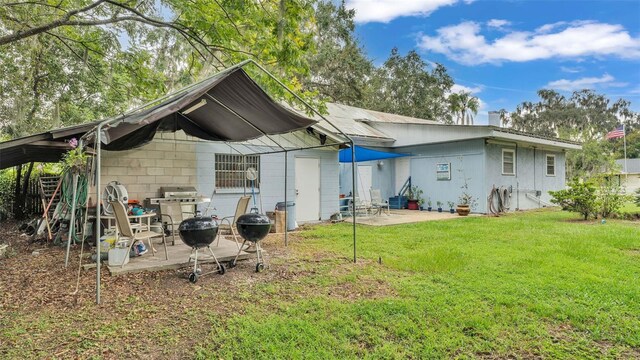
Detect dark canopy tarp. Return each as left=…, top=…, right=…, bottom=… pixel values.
left=339, top=145, right=409, bottom=163
left=100, top=68, right=317, bottom=150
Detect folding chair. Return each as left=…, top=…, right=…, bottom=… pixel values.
left=110, top=201, right=168, bottom=268
left=217, top=196, right=251, bottom=249
left=159, top=202, right=195, bottom=246
left=370, top=189, right=390, bottom=216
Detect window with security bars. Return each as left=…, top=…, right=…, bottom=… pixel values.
left=214, top=154, right=260, bottom=189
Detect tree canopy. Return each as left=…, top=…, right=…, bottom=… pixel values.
left=501, top=89, right=639, bottom=142
left=363, top=48, right=454, bottom=122
left=0, top=0, right=317, bottom=137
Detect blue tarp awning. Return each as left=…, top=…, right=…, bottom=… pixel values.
left=339, top=145, right=410, bottom=163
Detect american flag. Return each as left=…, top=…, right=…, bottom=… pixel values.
left=605, top=125, right=625, bottom=140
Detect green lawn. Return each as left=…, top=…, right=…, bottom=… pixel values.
left=2, top=209, right=639, bottom=359
left=197, top=210, right=640, bottom=359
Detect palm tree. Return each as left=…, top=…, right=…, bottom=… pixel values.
left=449, top=91, right=480, bottom=125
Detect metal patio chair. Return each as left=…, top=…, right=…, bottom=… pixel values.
left=110, top=201, right=168, bottom=268
left=370, top=189, right=390, bottom=216
left=159, top=202, right=195, bottom=246
left=217, top=195, right=251, bottom=249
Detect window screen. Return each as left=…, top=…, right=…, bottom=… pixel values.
left=502, top=149, right=515, bottom=175
left=214, top=154, right=260, bottom=189
left=546, top=154, right=555, bottom=176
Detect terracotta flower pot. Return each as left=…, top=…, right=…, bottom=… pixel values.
left=456, top=204, right=470, bottom=216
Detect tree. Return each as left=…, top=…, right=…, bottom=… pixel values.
left=364, top=48, right=454, bottom=122
left=449, top=91, right=479, bottom=125
left=303, top=1, right=372, bottom=106
left=0, top=0, right=317, bottom=138
left=566, top=139, right=618, bottom=180
left=501, top=89, right=639, bottom=142
left=611, top=129, right=640, bottom=159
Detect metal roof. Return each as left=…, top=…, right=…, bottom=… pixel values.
left=615, top=159, right=640, bottom=174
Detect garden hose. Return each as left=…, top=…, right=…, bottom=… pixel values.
left=488, top=185, right=511, bottom=215
left=60, top=171, right=89, bottom=243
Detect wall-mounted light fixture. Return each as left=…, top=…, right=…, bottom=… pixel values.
left=377, top=160, right=384, bottom=168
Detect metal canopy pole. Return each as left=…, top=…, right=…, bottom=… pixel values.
left=95, top=124, right=102, bottom=304
left=64, top=172, right=79, bottom=267
left=351, top=140, right=357, bottom=263
left=284, top=150, right=288, bottom=246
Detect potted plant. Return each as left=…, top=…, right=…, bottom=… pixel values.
left=426, top=199, right=432, bottom=211
left=447, top=201, right=455, bottom=214
left=60, top=138, right=88, bottom=174
left=436, top=201, right=443, bottom=213
left=457, top=181, right=477, bottom=216
left=407, top=185, right=423, bottom=210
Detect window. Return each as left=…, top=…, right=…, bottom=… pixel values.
left=546, top=154, right=556, bottom=176
left=502, top=149, right=515, bottom=175
left=215, top=154, right=260, bottom=190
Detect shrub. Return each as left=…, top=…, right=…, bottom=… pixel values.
left=635, top=188, right=640, bottom=207
left=594, top=176, right=629, bottom=218
left=550, top=180, right=597, bottom=220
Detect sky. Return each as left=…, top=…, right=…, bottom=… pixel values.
left=346, top=0, right=640, bottom=124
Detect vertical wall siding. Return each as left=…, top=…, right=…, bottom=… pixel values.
left=484, top=143, right=566, bottom=210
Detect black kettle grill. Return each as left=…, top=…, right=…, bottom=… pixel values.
left=179, top=214, right=225, bottom=283
left=230, top=211, right=271, bottom=272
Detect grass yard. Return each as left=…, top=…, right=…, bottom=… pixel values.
left=1, top=209, right=639, bottom=359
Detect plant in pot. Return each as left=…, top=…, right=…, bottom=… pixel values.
left=426, top=199, right=432, bottom=211
left=436, top=201, right=443, bottom=213
left=60, top=138, right=88, bottom=174
left=407, top=185, right=423, bottom=210
left=447, top=201, right=455, bottom=214
left=457, top=181, right=477, bottom=216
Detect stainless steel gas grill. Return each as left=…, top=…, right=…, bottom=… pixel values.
left=147, top=186, right=209, bottom=214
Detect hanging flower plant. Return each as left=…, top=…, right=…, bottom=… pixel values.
left=60, top=138, right=87, bottom=173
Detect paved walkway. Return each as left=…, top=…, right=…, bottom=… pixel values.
left=344, top=209, right=481, bottom=226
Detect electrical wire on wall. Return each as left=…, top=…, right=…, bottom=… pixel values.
left=488, top=185, right=511, bottom=216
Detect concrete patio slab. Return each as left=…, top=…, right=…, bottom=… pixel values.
left=107, top=236, right=255, bottom=275
left=344, top=209, right=481, bottom=226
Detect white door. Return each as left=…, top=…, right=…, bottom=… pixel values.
left=357, top=165, right=372, bottom=202
left=395, top=158, right=410, bottom=194
left=295, top=157, right=320, bottom=222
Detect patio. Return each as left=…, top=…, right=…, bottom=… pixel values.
left=107, top=236, right=254, bottom=275
left=345, top=209, right=481, bottom=226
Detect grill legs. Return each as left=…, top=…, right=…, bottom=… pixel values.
left=231, top=240, right=265, bottom=272
left=186, top=246, right=225, bottom=283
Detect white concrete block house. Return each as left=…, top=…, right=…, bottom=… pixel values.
left=328, top=105, right=581, bottom=214
left=99, top=131, right=340, bottom=224
left=97, top=104, right=580, bottom=224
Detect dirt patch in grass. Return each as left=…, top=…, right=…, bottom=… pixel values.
left=0, top=227, right=396, bottom=359
left=626, top=249, right=640, bottom=256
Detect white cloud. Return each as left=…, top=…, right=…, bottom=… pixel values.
left=418, top=20, right=640, bottom=65
left=560, top=66, right=584, bottom=73
left=487, top=19, right=511, bottom=29
left=545, top=74, right=628, bottom=91
left=451, top=83, right=483, bottom=94
left=346, top=0, right=469, bottom=24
